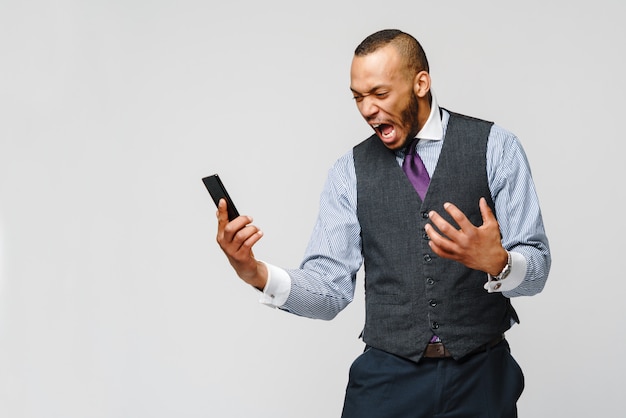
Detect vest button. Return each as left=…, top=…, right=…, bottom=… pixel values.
left=426, top=278, right=435, bottom=285
left=422, top=232, right=430, bottom=240
left=429, top=299, right=437, bottom=307
left=421, top=211, right=429, bottom=219
left=423, top=254, right=432, bottom=262
left=431, top=321, right=439, bottom=330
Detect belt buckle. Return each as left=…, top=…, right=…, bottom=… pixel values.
left=425, top=342, right=449, bottom=358
left=434, top=343, right=446, bottom=357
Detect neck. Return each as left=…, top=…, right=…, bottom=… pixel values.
left=416, top=94, right=432, bottom=131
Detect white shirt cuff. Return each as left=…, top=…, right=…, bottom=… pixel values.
left=257, top=261, right=291, bottom=307
left=484, top=251, right=527, bottom=293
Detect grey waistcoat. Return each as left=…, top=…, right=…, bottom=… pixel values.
left=353, top=111, right=518, bottom=362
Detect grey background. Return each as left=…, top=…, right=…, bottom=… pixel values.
left=1, top=1, right=624, bottom=417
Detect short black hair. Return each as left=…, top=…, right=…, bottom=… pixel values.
left=354, top=29, right=430, bottom=74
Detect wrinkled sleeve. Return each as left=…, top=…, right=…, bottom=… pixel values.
left=279, top=151, right=363, bottom=320
left=487, top=125, right=551, bottom=297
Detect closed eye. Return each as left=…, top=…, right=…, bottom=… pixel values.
left=351, top=89, right=388, bottom=102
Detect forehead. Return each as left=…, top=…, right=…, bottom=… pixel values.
left=350, top=44, right=407, bottom=92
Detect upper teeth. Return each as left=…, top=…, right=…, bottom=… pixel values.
left=373, top=124, right=381, bottom=128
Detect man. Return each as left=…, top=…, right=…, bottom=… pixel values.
left=216, top=29, right=550, bottom=417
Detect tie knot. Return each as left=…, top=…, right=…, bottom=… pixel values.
left=405, top=138, right=419, bottom=156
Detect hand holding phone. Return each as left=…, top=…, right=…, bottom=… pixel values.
left=202, top=174, right=240, bottom=221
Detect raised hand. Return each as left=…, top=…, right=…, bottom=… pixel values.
left=216, top=199, right=268, bottom=290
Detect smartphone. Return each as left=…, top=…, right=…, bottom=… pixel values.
left=202, top=174, right=240, bottom=221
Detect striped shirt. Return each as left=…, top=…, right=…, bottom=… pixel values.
left=260, top=97, right=551, bottom=321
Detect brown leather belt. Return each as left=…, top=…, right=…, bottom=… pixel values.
left=423, top=335, right=505, bottom=359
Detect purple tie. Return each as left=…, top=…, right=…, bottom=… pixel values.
left=402, top=139, right=430, bottom=200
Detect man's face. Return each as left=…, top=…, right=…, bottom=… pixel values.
left=350, top=44, right=420, bottom=150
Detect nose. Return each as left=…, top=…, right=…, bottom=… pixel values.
left=358, top=96, right=379, bottom=120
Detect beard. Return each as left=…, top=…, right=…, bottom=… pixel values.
left=399, top=92, right=421, bottom=149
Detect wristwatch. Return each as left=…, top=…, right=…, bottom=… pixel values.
left=491, top=251, right=512, bottom=281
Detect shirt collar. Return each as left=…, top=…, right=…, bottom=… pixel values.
left=415, top=93, right=444, bottom=142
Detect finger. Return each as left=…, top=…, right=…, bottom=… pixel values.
left=217, top=199, right=230, bottom=227
left=217, top=199, right=240, bottom=241
left=428, top=208, right=462, bottom=242
left=429, top=241, right=458, bottom=260
left=233, top=227, right=264, bottom=255
left=230, top=223, right=262, bottom=249
left=479, top=197, right=496, bottom=225
left=219, top=224, right=260, bottom=259
left=217, top=199, right=255, bottom=246
left=441, top=202, right=475, bottom=231
left=424, top=221, right=445, bottom=242
left=425, top=223, right=460, bottom=257
left=216, top=199, right=229, bottom=244
left=222, top=214, right=255, bottom=243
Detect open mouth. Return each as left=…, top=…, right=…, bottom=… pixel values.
left=373, top=123, right=396, bottom=140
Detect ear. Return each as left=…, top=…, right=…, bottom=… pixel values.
left=413, top=71, right=431, bottom=98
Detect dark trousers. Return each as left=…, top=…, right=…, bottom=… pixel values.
left=341, top=340, right=524, bottom=418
